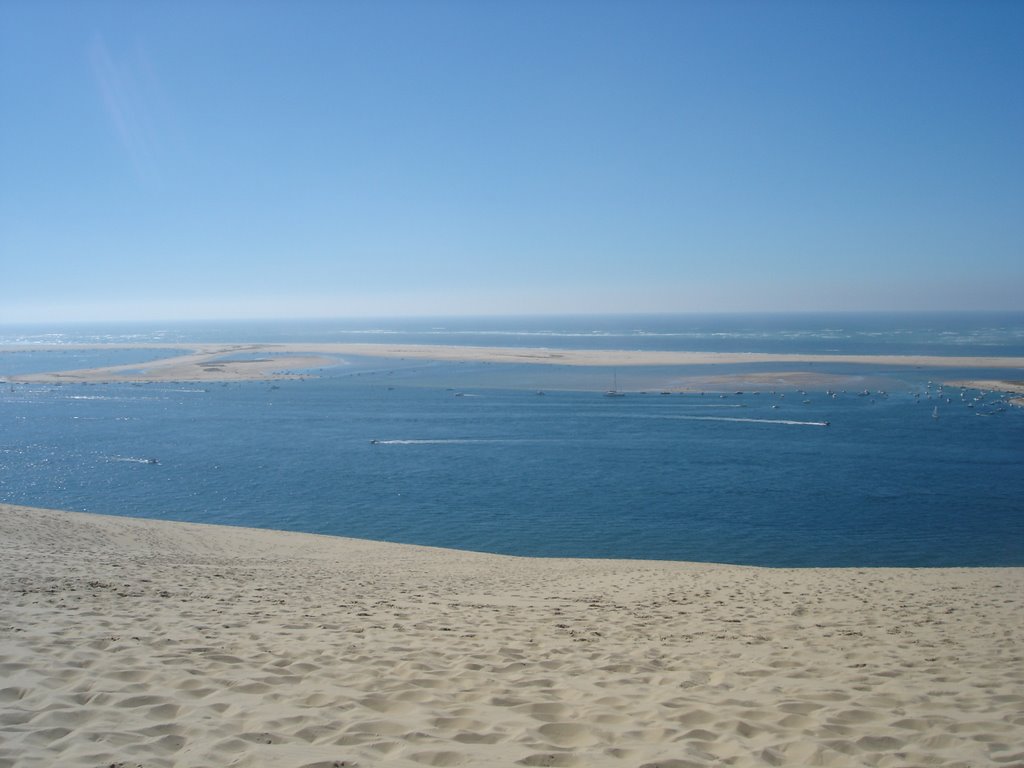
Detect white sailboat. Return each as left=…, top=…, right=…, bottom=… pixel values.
left=605, top=371, right=625, bottom=397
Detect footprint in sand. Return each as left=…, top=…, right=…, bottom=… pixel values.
left=516, top=702, right=574, bottom=722
left=359, top=694, right=416, bottom=715
left=535, top=722, right=602, bottom=747
left=408, top=749, right=469, bottom=766
left=516, top=754, right=585, bottom=767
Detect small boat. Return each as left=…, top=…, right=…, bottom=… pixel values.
left=932, top=406, right=939, bottom=419
left=604, top=372, right=625, bottom=397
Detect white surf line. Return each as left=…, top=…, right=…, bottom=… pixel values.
left=667, top=415, right=830, bottom=427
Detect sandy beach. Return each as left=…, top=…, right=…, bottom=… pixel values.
left=2, top=504, right=1021, bottom=767
left=3, top=342, right=1024, bottom=386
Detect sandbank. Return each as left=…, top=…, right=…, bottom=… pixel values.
left=3, top=342, right=1024, bottom=385
left=2, top=504, right=1022, bottom=767
left=943, top=380, right=1024, bottom=407
left=944, top=379, right=1024, bottom=395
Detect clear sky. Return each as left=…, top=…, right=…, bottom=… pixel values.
left=1, top=0, right=1022, bottom=322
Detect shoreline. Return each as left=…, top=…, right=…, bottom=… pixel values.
left=2, top=504, right=1022, bottom=767
left=3, top=341, right=1024, bottom=385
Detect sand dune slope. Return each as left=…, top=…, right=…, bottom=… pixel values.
left=1, top=505, right=1022, bottom=767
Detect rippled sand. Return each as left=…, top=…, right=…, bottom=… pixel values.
left=1, top=504, right=1022, bottom=767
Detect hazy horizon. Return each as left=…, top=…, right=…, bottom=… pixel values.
left=3, top=308, right=1023, bottom=334
left=5, top=302, right=1024, bottom=327
left=2, top=1, right=1022, bottom=323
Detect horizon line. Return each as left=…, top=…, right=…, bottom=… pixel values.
left=3, top=307, right=1024, bottom=326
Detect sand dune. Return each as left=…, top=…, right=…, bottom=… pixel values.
left=1, top=504, right=1022, bottom=767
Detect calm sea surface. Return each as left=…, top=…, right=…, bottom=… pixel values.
left=1, top=313, right=1022, bottom=566
left=3, top=311, right=1024, bottom=355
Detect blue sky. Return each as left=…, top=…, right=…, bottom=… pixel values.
left=1, top=0, right=1022, bottom=321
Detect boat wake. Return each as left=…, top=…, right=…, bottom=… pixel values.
left=677, top=403, right=747, bottom=408
left=370, top=438, right=544, bottom=444
left=667, top=416, right=830, bottom=427
left=370, top=438, right=512, bottom=446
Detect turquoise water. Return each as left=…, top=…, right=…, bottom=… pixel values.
left=1, top=314, right=1022, bottom=566
left=0, top=348, right=187, bottom=376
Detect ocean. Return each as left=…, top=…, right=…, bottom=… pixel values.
left=3, top=311, right=1024, bottom=355
left=1, top=313, right=1022, bottom=567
